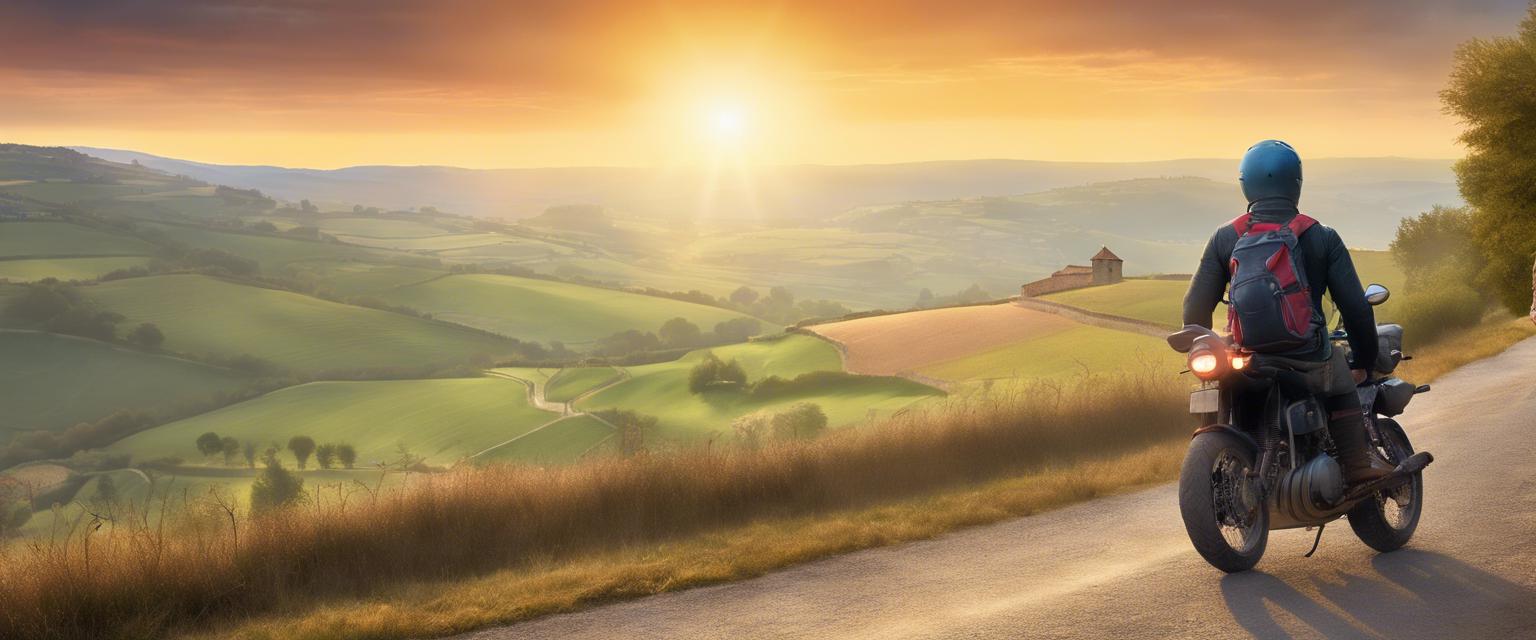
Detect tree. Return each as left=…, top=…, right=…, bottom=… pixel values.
left=287, top=435, right=316, bottom=469
left=220, top=436, right=240, bottom=466
left=299, top=199, right=318, bottom=213
left=658, top=317, right=702, bottom=349
left=126, top=322, right=164, bottom=348
left=713, top=317, right=762, bottom=343
left=731, top=411, right=771, bottom=449
left=335, top=443, right=357, bottom=469
left=250, top=220, right=279, bottom=233
left=688, top=351, right=746, bottom=393
left=770, top=402, right=827, bottom=440
left=916, top=288, right=934, bottom=308
left=242, top=440, right=257, bottom=468
left=249, top=457, right=304, bottom=514
left=1390, top=206, right=1478, bottom=286
left=195, top=432, right=223, bottom=460
left=729, top=286, right=760, bottom=307
left=1442, top=9, right=1536, bottom=314
left=315, top=443, right=337, bottom=470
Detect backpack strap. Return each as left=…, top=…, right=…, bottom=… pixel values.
left=1287, top=213, right=1317, bottom=236
left=1229, top=212, right=1318, bottom=237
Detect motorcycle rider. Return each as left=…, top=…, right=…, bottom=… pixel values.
left=1183, top=140, right=1391, bottom=487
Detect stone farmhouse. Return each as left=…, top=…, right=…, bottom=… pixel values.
left=1020, top=246, right=1124, bottom=297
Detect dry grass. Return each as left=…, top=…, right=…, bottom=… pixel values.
left=1394, top=311, right=1536, bottom=383
left=0, top=373, right=1188, bottom=640
left=193, top=442, right=1184, bottom=640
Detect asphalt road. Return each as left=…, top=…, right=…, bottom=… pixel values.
left=456, top=338, right=1536, bottom=640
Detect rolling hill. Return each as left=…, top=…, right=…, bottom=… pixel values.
left=106, top=377, right=556, bottom=467
left=376, top=273, right=759, bottom=345
left=82, top=274, right=517, bottom=371
left=0, top=331, right=249, bottom=437
left=575, top=335, right=942, bottom=440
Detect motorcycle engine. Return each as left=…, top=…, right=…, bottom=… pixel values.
left=1276, top=454, right=1344, bottom=522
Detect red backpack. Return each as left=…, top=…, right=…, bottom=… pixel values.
left=1226, top=213, right=1320, bottom=352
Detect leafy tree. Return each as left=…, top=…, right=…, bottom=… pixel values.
left=315, top=443, right=337, bottom=470
left=712, top=317, right=762, bottom=343
left=249, top=457, right=305, bottom=515
left=770, top=402, right=827, bottom=440
left=299, top=199, right=318, bottom=213
left=658, top=317, right=702, bottom=349
left=916, top=288, right=935, bottom=308
left=731, top=411, right=771, bottom=449
left=1442, top=9, right=1536, bottom=314
left=195, top=432, right=223, bottom=460
left=220, top=436, right=241, bottom=466
left=688, top=351, right=747, bottom=393
left=335, top=443, right=357, bottom=469
left=127, top=322, right=164, bottom=348
left=729, top=286, right=760, bottom=307
left=242, top=440, right=257, bottom=468
left=1390, top=206, right=1479, bottom=287
left=592, top=329, right=662, bottom=357
left=287, top=435, right=316, bottom=469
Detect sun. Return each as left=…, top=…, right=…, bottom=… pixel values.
left=705, top=103, right=748, bottom=142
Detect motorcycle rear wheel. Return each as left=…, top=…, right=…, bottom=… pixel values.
left=1347, top=419, right=1423, bottom=552
left=1179, top=430, right=1268, bottom=573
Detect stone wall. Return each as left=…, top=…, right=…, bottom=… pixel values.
left=1020, top=272, right=1095, bottom=297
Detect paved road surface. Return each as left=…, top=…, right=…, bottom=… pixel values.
left=456, top=338, right=1536, bottom=640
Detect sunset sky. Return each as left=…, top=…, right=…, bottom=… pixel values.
left=1, top=0, right=1528, bottom=168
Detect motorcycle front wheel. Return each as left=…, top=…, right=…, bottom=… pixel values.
left=1347, top=418, right=1423, bottom=552
left=1179, top=430, right=1268, bottom=573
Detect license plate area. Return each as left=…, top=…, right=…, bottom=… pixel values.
left=1189, top=388, right=1220, bottom=414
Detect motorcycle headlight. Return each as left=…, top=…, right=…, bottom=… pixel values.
left=1190, top=351, right=1222, bottom=379
left=1230, top=354, right=1249, bottom=371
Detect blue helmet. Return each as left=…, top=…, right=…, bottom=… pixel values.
left=1239, top=139, right=1302, bottom=206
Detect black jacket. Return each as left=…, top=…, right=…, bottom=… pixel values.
left=1182, top=204, right=1377, bottom=368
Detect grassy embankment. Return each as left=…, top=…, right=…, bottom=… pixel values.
left=0, top=373, right=1188, bottom=640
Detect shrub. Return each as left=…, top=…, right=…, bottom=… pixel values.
left=687, top=352, right=747, bottom=393
left=126, top=322, right=164, bottom=348
left=315, top=443, right=337, bottom=470
left=335, top=444, right=357, bottom=469
left=1395, top=285, right=1486, bottom=347
left=249, top=458, right=304, bottom=515
left=196, top=432, right=223, bottom=460
left=287, top=436, right=316, bottom=470
left=771, top=402, right=827, bottom=441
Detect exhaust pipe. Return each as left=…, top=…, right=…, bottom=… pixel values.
left=1341, top=451, right=1433, bottom=504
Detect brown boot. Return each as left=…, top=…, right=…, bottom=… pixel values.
left=1324, top=395, right=1392, bottom=487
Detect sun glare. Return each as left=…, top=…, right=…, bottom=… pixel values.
left=709, top=106, right=746, bottom=140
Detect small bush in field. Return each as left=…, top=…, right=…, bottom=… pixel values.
left=287, top=436, right=316, bottom=469
left=249, top=458, right=304, bottom=515
left=315, top=443, right=337, bottom=469
left=771, top=402, right=827, bottom=440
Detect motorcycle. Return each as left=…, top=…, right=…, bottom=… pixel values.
left=1166, top=283, right=1434, bottom=573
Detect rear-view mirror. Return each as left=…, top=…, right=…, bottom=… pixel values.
left=1364, top=283, right=1390, bottom=306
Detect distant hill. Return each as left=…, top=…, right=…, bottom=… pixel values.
left=73, top=147, right=1459, bottom=227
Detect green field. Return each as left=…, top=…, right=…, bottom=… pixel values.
left=0, top=331, right=249, bottom=435
left=916, top=325, right=1183, bottom=383
left=577, top=335, right=940, bottom=440
left=378, top=273, right=758, bottom=345
left=476, top=414, right=614, bottom=464
left=139, top=223, right=381, bottom=271
left=1042, top=279, right=1192, bottom=328
left=289, top=261, right=444, bottom=297
left=106, top=377, right=557, bottom=466
left=84, top=274, right=517, bottom=371
left=544, top=367, right=623, bottom=403
left=0, top=222, right=154, bottom=259
left=0, top=256, right=149, bottom=282
left=0, top=181, right=151, bottom=204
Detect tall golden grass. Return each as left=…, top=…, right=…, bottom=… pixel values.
left=0, top=372, right=1187, bottom=640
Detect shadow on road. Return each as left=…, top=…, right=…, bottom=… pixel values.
left=1219, top=549, right=1536, bottom=639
